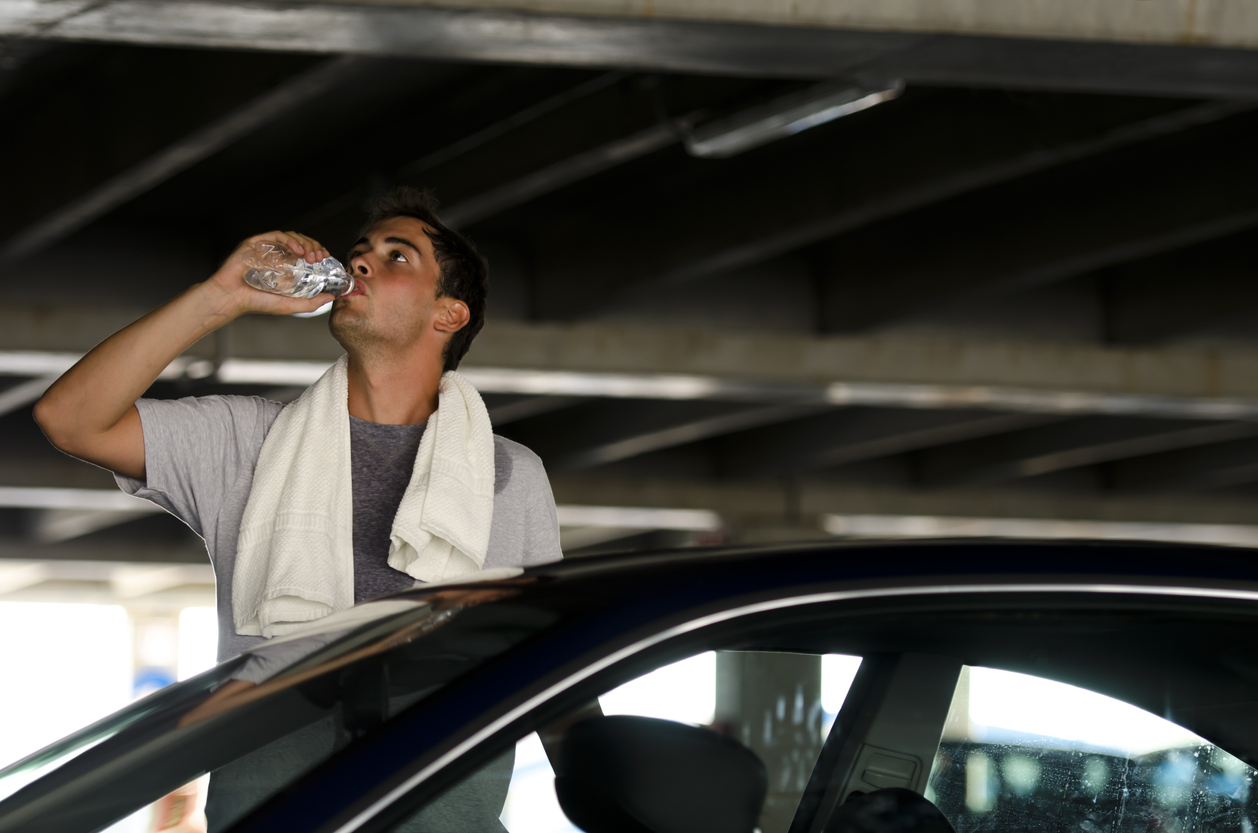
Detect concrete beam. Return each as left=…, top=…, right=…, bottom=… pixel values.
left=466, top=324, right=1258, bottom=413
left=8, top=311, right=1258, bottom=415
left=0, top=562, right=49, bottom=596
left=821, top=514, right=1258, bottom=549
left=9, top=2, right=1258, bottom=97
left=0, top=0, right=910, bottom=78
left=0, top=559, right=214, bottom=603
left=11, top=0, right=1258, bottom=55
left=110, top=564, right=214, bottom=598
left=555, top=503, right=720, bottom=531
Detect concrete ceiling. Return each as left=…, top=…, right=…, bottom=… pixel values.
left=4, top=0, right=1258, bottom=581
left=9, top=0, right=1258, bottom=94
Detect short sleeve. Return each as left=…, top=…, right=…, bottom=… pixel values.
left=518, top=452, right=563, bottom=566
left=114, top=395, right=283, bottom=539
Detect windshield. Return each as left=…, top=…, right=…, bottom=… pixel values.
left=0, top=582, right=552, bottom=833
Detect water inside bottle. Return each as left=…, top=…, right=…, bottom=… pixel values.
left=242, top=241, right=353, bottom=298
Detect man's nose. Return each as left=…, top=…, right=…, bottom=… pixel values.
left=351, top=255, right=372, bottom=277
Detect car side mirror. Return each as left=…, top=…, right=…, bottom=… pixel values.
left=555, top=715, right=767, bottom=833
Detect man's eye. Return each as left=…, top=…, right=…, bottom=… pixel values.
left=390, top=251, right=408, bottom=262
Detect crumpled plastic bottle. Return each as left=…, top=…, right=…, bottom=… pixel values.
left=242, top=241, right=355, bottom=299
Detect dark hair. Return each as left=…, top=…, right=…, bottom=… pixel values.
left=357, top=186, right=489, bottom=373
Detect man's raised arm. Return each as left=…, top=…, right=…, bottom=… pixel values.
left=34, top=231, right=334, bottom=481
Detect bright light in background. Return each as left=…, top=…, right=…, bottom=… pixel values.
left=177, top=607, right=217, bottom=680
left=822, top=654, right=862, bottom=713
left=599, top=652, right=716, bottom=725
left=967, top=666, right=1204, bottom=756
left=0, top=603, right=131, bottom=769
left=593, top=652, right=862, bottom=733
left=501, top=734, right=580, bottom=833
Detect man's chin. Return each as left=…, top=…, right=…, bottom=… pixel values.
left=328, top=308, right=355, bottom=338
left=328, top=309, right=373, bottom=349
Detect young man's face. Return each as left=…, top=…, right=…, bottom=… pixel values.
left=330, top=216, right=445, bottom=353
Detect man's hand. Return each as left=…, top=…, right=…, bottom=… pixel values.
left=202, top=230, right=337, bottom=319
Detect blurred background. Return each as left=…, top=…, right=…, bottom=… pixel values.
left=3, top=0, right=1258, bottom=765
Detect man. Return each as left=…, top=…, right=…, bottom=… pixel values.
left=36, top=187, right=562, bottom=828
left=36, top=186, right=562, bottom=660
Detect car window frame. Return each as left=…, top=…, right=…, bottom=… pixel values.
left=237, top=579, right=1258, bottom=833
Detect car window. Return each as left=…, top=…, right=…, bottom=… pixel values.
left=927, top=666, right=1258, bottom=833
left=386, top=650, right=863, bottom=833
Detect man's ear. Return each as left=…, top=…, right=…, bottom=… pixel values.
left=434, top=298, right=470, bottom=334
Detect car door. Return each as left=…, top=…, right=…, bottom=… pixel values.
left=336, top=586, right=1258, bottom=833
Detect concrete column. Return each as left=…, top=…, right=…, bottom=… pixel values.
left=716, top=651, right=825, bottom=833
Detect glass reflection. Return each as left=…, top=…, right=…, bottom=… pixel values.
left=928, top=667, right=1258, bottom=833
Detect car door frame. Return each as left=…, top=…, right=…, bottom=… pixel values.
left=227, top=573, right=1258, bottom=833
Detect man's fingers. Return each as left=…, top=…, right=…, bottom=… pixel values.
left=235, top=231, right=329, bottom=274
left=283, top=231, right=328, bottom=262
left=242, top=231, right=328, bottom=263
left=281, top=231, right=307, bottom=256
left=279, top=231, right=308, bottom=256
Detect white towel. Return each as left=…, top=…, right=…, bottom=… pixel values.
left=233, top=356, right=496, bottom=638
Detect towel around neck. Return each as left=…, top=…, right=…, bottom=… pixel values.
left=232, top=356, right=496, bottom=638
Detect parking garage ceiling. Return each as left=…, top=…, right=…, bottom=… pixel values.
left=4, top=0, right=1258, bottom=573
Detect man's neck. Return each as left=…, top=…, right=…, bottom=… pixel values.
left=345, top=351, right=442, bottom=425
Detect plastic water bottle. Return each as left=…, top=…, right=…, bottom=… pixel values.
left=242, top=241, right=355, bottom=299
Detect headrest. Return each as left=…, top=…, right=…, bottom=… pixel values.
left=555, top=715, right=767, bottom=833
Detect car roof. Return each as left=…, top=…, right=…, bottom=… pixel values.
left=399, top=537, right=1258, bottom=604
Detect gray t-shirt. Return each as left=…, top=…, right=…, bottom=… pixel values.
left=349, top=415, right=429, bottom=604
left=115, top=395, right=563, bottom=661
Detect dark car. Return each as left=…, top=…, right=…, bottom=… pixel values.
left=0, top=540, right=1256, bottom=833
